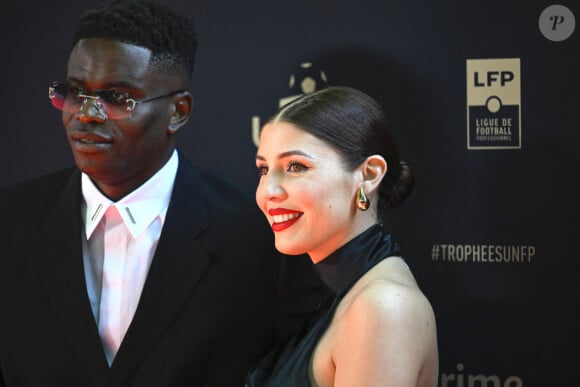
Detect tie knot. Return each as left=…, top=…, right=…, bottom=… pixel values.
left=105, top=206, right=124, bottom=226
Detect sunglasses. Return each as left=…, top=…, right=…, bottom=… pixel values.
left=48, top=81, right=184, bottom=120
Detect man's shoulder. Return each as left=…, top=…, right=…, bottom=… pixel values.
left=0, top=167, right=78, bottom=208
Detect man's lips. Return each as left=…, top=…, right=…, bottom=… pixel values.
left=70, top=131, right=113, bottom=143
left=69, top=131, right=113, bottom=151
left=268, top=208, right=303, bottom=232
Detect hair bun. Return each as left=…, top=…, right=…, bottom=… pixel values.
left=387, top=160, right=415, bottom=208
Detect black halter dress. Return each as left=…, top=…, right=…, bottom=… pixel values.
left=245, top=224, right=400, bottom=387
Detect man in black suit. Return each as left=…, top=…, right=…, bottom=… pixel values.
left=0, top=1, right=325, bottom=386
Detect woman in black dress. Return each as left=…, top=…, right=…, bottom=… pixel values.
left=247, top=86, right=438, bottom=387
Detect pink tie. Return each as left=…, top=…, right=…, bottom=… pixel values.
left=98, top=206, right=129, bottom=365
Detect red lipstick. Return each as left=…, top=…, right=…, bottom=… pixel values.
left=268, top=208, right=303, bottom=232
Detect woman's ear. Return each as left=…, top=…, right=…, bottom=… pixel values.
left=168, top=92, right=193, bottom=134
left=360, top=154, right=387, bottom=193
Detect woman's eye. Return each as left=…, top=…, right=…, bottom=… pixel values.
left=257, top=165, right=268, bottom=176
left=287, top=161, right=307, bottom=173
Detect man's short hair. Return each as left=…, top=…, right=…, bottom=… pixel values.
left=72, top=0, right=197, bottom=77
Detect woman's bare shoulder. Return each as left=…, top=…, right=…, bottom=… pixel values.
left=348, top=261, right=435, bottom=329
left=331, top=258, right=438, bottom=386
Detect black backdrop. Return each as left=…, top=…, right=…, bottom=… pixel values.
left=1, top=1, right=578, bottom=385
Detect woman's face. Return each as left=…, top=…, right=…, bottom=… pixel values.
left=255, top=121, right=364, bottom=263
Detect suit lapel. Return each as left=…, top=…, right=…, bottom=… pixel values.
left=36, top=170, right=110, bottom=375
left=110, top=157, right=213, bottom=380
left=28, top=160, right=217, bottom=383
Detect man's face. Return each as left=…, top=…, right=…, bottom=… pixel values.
left=63, top=38, right=185, bottom=199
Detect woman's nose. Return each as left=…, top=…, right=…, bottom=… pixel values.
left=262, top=173, right=286, bottom=200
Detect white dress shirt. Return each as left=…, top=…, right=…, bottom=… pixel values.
left=81, top=150, right=178, bottom=365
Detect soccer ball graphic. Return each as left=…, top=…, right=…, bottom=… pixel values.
left=279, top=62, right=329, bottom=107
left=252, top=62, right=330, bottom=147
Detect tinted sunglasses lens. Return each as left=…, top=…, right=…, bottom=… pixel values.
left=49, top=83, right=84, bottom=113
left=97, top=90, right=131, bottom=119
left=104, top=109, right=131, bottom=120
left=48, top=83, right=67, bottom=110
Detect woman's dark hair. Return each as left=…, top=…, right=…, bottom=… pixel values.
left=268, top=86, right=414, bottom=219
left=72, top=0, right=197, bottom=77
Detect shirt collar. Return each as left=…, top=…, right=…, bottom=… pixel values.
left=82, top=150, right=179, bottom=239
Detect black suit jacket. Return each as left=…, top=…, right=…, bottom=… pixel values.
left=0, top=154, right=326, bottom=386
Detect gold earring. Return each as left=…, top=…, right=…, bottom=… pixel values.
left=356, top=186, right=370, bottom=211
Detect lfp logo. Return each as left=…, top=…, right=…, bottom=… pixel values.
left=466, top=58, right=521, bottom=150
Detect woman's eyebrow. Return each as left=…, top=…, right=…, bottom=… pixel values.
left=256, top=150, right=313, bottom=161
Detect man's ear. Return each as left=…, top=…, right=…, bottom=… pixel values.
left=360, top=154, right=387, bottom=194
left=168, top=91, right=193, bottom=134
